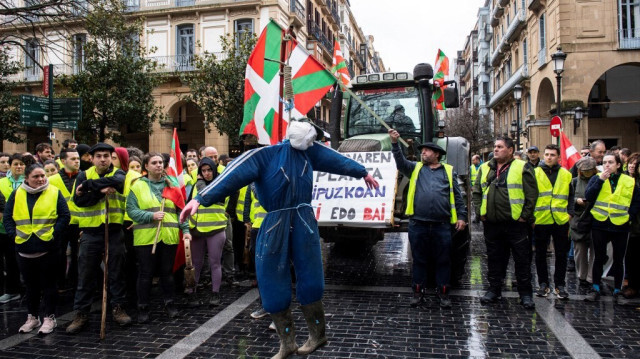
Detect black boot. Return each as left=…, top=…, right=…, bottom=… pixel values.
left=270, top=308, right=298, bottom=359
left=164, top=301, right=178, bottom=318
left=138, top=305, right=150, bottom=324
left=437, top=286, right=452, bottom=308
left=410, top=284, right=423, bottom=307
left=298, top=301, right=328, bottom=355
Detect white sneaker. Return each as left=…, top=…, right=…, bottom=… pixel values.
left=250, top=308, right=268, bottom=319
left=19, top=314, right=41, bottom=333
left=268, top=321, right=276, bottom=330
left=0, top=293, right=21, bottom=304
left=38, top=315, right=57, bottom=335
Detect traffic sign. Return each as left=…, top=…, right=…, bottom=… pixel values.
left=550, top=116, right=562, bottom=137
left=19, top=95, right=81, bottom=130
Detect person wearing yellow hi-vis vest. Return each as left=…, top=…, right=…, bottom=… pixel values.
left=47, top=148, right=83, bottom=292
left=472, top=137, right=538, bottom=310
left=0, top=153, right=28, bottom=305
left=3, top=163, right=69, bottom=335
left=532, top=144, right=576, bottom=300
left=470, top=155, right=481, bottom=187
left=126, top=153, right=191, bottom=323
left=66, top=143, right=132, bottom=334
left=389, top=129, right=467, bottom=309
left=584, top=151, right=640, bottom=303
left=184, top=157, right=227, bottom=308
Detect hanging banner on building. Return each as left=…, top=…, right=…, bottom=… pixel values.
left=312, top=151, right=397, bottom=228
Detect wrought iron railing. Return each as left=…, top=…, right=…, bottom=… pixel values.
left=290, top=0, right=305, bottom=22
left=306, top=21, right=333, bottom=54
left=148, top=55, right=195, bottom=72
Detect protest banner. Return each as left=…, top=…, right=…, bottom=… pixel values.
left=312, top=151, right=397, bottom=228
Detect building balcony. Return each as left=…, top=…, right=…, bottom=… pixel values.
left=537, top=47, right=546, bottom=68
left=504, top=9, right=526, bottom=43
left=489, top=40, right=509, bottom=67
left=619, top=29, right=640, bottom=49
left=307, top=20, right=333, bottom=55
left=289, top=0, right=305, bottom=27
left=24, top=66, right=41, bottom=82
left=528, top=0, right=545, bottom=11
left=488, top=62, right=529, bottom=108
left=148, top=54, right=198, bottom=72
left=490, top=5, right=504, bottom=27
left=325, top=0, right=340, bottom=26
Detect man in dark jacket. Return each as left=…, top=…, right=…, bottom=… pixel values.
left=473, top=137, right=538, bottom=309
left=67, top=143, right=132, bottom=333
left=390, top=129, right=466, bottom=308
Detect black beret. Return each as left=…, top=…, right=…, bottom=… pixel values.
left=417, top=142, right=446, bottom=156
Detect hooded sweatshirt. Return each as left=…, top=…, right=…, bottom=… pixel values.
left=190, top=157, right=225, bottom=236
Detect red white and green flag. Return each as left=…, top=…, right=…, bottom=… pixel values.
left=331, top=39, right=350, bottom=87
left=240, top=20, right=336, bottom=145
left=432, top=49, right=449, bottom=110
left=240, top=20, right=285, bottom=145
left=165, top=129, right=187, bottom=271
left=287, top=39, right=336, bottom=120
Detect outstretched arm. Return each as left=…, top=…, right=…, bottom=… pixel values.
left=181, top=147, right=267, bottom=222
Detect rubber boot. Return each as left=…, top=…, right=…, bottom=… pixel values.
left=297, top=300, right=328, bottom=355
left=270, top=308, right=298, bottom=359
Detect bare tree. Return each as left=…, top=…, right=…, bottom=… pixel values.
left=0, top=1, right=112, bottom=71
left=445, top=107, right=494, bottom=154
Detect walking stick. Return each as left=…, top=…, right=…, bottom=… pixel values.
left=151, top=199, right=166, bottom=255
left=100, top=195, right=110, bottom=340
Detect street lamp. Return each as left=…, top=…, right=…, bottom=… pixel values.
left=551, top=47, right=566, bottom=145
left=573, top=106, right=583, bottom=135
left=513, top=84, right=523, bottom=150
left=510, top=120, right=518, bottom=140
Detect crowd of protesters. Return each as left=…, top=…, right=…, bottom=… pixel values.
left=2, top=135, right=640, bottom=341
left=0, top=140, right=262, bottom=335
left=469, top=139, right=640, bottom=309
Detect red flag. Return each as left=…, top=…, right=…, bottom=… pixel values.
left=166, top=129, right=188, bottom=272
left=560, top=131, right=582, bottom=170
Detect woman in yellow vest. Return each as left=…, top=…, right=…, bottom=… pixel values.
left=584, top=151, right=640, bottom=302
left=185, top=157, right=227, bottom=307
left=126, top=153, right=192, bottom=323
left=0, top=153, right=31, bottom=305
left=3, top=163, right=69, bottom=334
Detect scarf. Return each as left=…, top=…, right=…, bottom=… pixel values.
left=21, top=179, right=50, bottom=194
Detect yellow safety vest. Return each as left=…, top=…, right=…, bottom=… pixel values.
left=591, top=174, right=635, bottom=225
left=249, top=191, right=267, bottom=229
left=123, top=170, right=142, bottom=221
left=0, top=177, right=16, bottom=201
left=479, top=159, right=526, bottom=220
left=13, top=186, right=59, bottom=244
left=73, top=166, right=126, bottom=228
left=49, top=172, right=81, bottom=225
left=236, top=186, right=248, bottom=222
left=130, top=179, right=180, bottom=245
left=405, top=163, right=457, bottom=224
left=189, top=169, right=198, bottom=186
left=534, top=167, right=572, bottom=225
left=218, top=163, right=225, bottom=174
left=189, top=187, right=227, bottom=233
left=470, top=165, right=478, bottom=187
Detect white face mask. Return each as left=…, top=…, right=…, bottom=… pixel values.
left=287, top=120, right=317, bottom=151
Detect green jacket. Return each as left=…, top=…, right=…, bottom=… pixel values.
left=125, top=177, right=190, bottom=234
left=472, top=157, right=538, bottom=223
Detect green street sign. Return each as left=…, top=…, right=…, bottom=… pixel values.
left=20, top=95, right=81, bottom=130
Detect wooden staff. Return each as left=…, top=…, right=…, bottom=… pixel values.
left=184, top=235, right=196, bottom=289
left=100, top=196, right=109, bottom=340
left=151, top=199, right=166, bottom=255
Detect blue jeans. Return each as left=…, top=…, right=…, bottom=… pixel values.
left=408, top=220, right=452, bottom=289
left=73, top=229, right=127, bottom=312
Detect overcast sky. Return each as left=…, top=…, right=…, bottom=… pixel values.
left=349, top=0, right=486, bottom=76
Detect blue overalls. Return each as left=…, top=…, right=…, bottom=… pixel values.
left=195, top=141, right=367, bottom=313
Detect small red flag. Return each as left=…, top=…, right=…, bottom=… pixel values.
left=560, top=131, right=582, bottom=170
left=166, top=129, right=188, bottom=272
